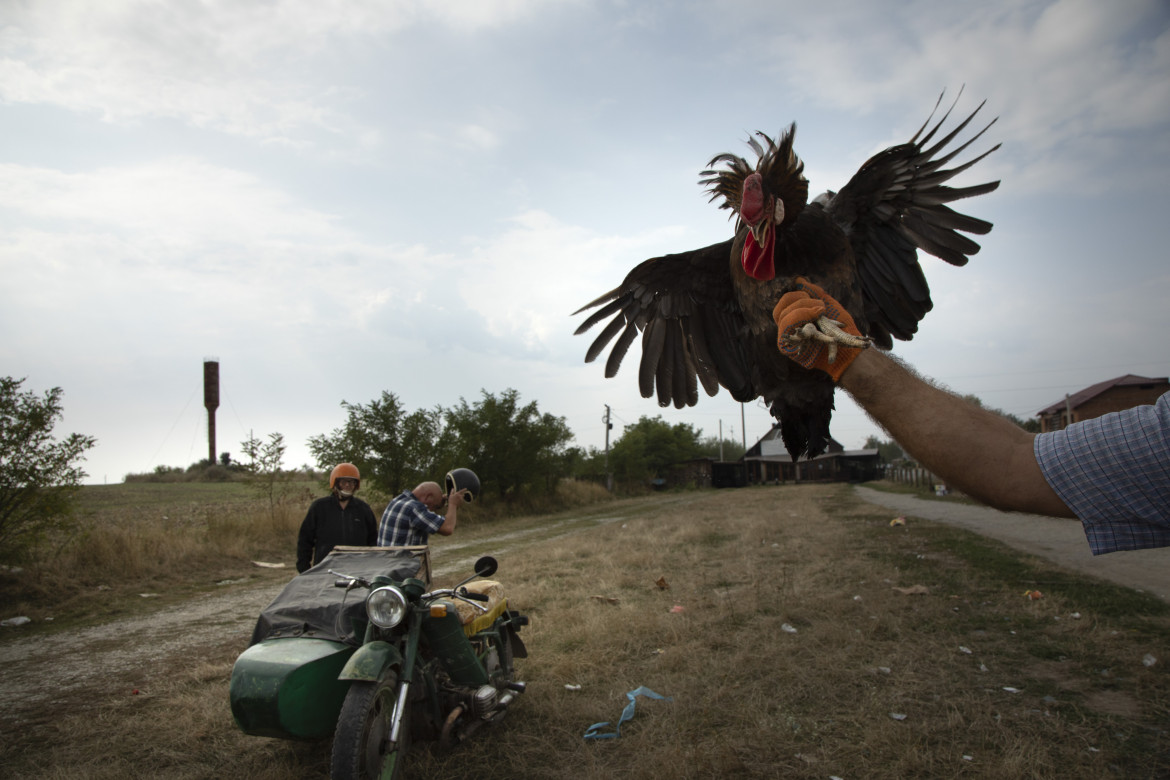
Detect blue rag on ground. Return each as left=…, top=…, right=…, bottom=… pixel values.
left=583, top=686, right=673, bottom=740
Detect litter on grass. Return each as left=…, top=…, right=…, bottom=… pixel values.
left=892, top=584, right=930, bottom=596
left=584, top=687, right=672, bottom=740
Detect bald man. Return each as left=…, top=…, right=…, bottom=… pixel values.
left=377, top=480, right=463, bottom=547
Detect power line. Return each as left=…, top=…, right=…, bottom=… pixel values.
left=147, top=387, right=198, bottom=469
left=934, top=359, right=1168, bottom=382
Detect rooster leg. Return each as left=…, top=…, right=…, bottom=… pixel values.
left=787, top=317, right=871, bottom=364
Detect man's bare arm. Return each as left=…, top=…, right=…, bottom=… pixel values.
left=839, top=348, right=1074, bottom=518
left=437, top=491, right=461, bottom=536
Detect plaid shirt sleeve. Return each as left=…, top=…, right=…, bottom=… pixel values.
left=1034, top=392, right=1170, bottom=555
left=377, top=491, right=446, bottom=547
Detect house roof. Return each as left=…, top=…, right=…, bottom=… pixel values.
left=746, top=424, right=846, bottom=456
left=744, top=423, right=880, bottom=463
left=1036, top=374, right=1169, bottom=416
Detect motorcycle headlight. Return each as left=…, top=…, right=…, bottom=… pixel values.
left=366, top=586, right=408, bottom=628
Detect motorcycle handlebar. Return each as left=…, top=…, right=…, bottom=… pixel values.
left=458, top=588, right=490, bottom=602
left=329, top=570, right=370, bottom=589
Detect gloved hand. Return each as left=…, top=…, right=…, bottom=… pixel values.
left=772, top=277, right=867, bottom=382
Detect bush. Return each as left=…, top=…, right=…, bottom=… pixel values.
left=0, top=377, right=96, bottom=563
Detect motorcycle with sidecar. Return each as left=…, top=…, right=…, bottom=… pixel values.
left=230, top=544, right=528, bottom=780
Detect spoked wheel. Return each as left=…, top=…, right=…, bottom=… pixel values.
left=330, top=670, right=410, bottom=780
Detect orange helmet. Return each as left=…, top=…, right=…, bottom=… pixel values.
left=329, top=463, right=361, bottom=491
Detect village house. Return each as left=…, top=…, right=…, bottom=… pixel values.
left=742, top=426, right=881, bottom=484
left=1037, top=374, right=1169, bottom=433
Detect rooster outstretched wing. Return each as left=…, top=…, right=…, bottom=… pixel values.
left=572, top=238, right=754, bottom=409
left=823, top=93, right=1001, bottom=349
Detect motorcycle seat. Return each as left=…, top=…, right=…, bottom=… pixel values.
left=454, top=580, right=507, bottom=636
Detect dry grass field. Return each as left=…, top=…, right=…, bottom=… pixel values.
left=1, top=482, right=1168, bottom=779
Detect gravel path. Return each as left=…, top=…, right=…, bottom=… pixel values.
left=853, top=485, right=1170, bottom=602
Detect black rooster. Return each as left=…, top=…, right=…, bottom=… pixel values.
left=573, top=92, right=1001, bottom=460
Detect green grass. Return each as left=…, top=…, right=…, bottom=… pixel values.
left=2, top=483, right=1168, bottom=779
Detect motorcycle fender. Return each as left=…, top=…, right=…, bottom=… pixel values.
left=338, top=640, right=402, bottom=682
left=506, top=624, right=529, bottom=659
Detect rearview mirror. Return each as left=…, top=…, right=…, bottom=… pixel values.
left=474, top=556, right=498, bottom=578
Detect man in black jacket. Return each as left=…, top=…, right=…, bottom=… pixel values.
left=296, top=463, right=377, bottom=573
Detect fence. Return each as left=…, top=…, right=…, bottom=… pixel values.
left=884, top=466, right=945, bottom=491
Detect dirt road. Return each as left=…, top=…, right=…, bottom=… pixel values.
left=853, top=485, right=1170, bottom=602
left=0, top=508, right=632, bottom=731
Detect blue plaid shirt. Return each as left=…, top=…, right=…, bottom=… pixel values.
left=1035, top=392, right=1170, bottom=555
left=377, top=490, right=446, bottom=547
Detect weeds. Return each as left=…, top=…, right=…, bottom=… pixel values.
left=1, top=483, right=1167, bottom=778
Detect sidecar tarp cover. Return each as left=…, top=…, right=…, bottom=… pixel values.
left=248, top=546, right=429, bottom=647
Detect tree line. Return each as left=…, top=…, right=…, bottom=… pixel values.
left=299, top=387, right=743, bottom=500
left=3, top=373, right=1035, bottom=564
left=0, top=372, right=744, bottom=555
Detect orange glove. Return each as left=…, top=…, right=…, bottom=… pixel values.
left=772, top=277, right=866, bottom=382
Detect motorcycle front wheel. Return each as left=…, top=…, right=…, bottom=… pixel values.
left=330, top=669, right=410, bottom=780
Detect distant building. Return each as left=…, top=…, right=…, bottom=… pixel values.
left=742, top=426, right=881, bottom=484
left=1037, top=375, right=1169, bottom=433
left=661, top=457, right=747, bottom=489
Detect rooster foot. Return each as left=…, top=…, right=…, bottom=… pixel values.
left=786, top=316, right=871, bottom=364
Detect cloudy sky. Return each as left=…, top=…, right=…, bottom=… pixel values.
left=2, top=0, right=1168, bottom=485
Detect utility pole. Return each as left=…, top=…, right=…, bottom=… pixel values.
left=718, top=420, right=724, bottom=461
left=741, top=402, right=748, bottom=485
left=741, top=402, right=747, bottom=452
left=603, top=405, right=614, bottom=492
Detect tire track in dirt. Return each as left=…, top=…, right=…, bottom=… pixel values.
left=0, top=506, right=643, bottom=730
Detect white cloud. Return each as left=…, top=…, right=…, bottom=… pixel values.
left=742, top=0, right=1170, bottom=194
left=451, top=209, right=692, bottom=353
left=0, top=0, right=570, bottom=147
left=1, top=0, right=1167, bottom=483
left=0, top=160, right=342, bottom=243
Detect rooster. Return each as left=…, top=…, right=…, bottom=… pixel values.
left=573, top=91, right=1001, bottom=460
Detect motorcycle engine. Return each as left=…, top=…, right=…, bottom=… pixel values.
left=471, top=684, right=499, bottom=718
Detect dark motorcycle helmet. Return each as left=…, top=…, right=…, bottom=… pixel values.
left=445, top=468, right=481, bottom=504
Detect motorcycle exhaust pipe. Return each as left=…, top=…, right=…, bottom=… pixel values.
left=496, top=684, right=525, bottom=710
left=492, top=681, right=526, bottom=712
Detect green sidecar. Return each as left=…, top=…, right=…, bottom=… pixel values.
left=229, top=546, right=430, bottom=740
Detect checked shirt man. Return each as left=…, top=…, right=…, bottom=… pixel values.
left=377, top=481, right=463, bottom=547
